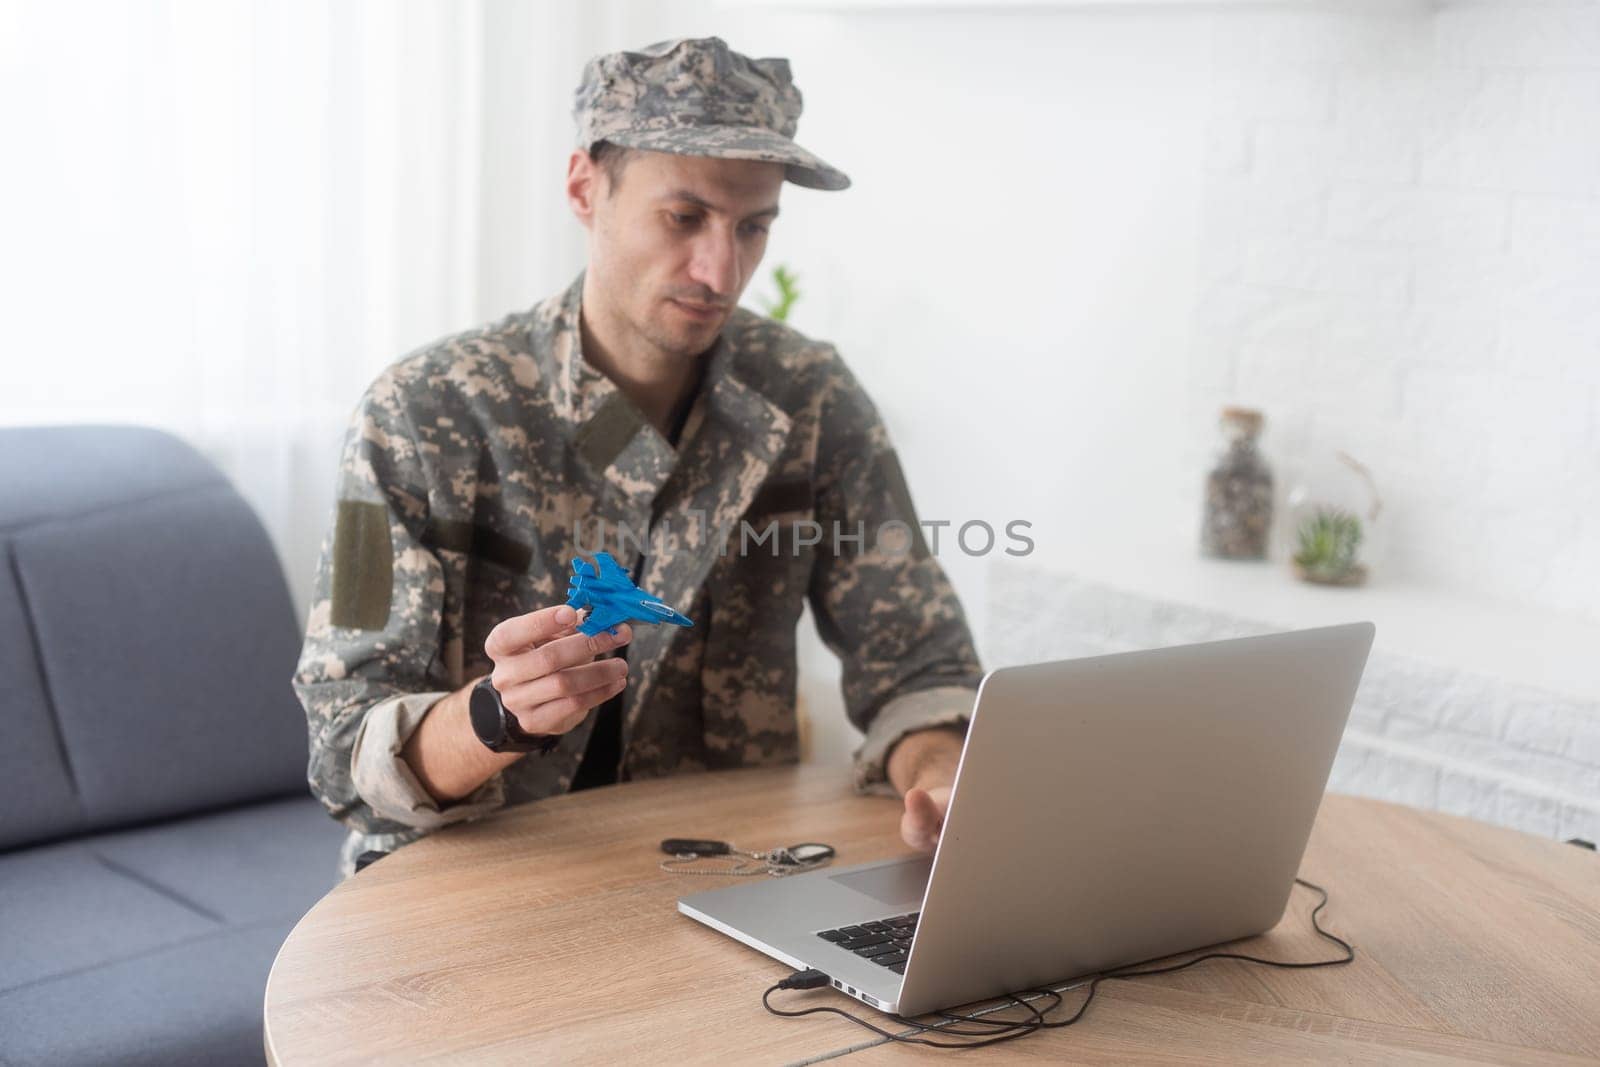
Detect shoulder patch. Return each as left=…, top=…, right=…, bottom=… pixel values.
left=574, top=392, right=645, bottom=472
left=330, top=500, right=393, bottom=630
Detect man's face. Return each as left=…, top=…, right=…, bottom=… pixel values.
left=575, top=149, right=784, bottom=360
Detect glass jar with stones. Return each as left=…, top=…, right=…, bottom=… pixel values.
left=1201, top=407, right=1273, bottom=560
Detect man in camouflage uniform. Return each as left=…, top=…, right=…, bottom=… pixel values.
left=294, top=37, right=984, bottom=879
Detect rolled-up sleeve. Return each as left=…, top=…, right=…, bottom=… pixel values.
left=805, top=349, right=984, bottom=796
left=849, top=686, right=974, bottom=796
left=350, top=691, right=507, bottom=828
left=293, top=374, right=507, bottom=840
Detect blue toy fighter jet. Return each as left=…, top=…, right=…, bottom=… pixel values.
left=566, top=551, right=695, bottom=637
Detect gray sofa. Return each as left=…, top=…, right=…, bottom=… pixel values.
left=0, top=426, right=347, bottom=1065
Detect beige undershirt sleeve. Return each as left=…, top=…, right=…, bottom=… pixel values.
left=349, top=691, right=508, bottom=829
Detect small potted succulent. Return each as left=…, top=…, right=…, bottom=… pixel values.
left=1286, top=450, right=1382, bottom=587
left=1292, top=507, right=1366, bottom=586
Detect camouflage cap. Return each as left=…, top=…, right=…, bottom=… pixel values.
left=573, top=36, right=850, bottom=192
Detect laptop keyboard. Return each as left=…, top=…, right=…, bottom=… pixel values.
left=815, top=912, right=919, bottom=974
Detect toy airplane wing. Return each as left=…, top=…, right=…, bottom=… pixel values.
left=594, top=552, right=631, bottom=583
left=578, top=602, right=635, bottom=637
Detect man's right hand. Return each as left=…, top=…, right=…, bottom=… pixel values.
left=483, top=604, right=632, bottom=738
left=400, top=604, right=632, bottom=806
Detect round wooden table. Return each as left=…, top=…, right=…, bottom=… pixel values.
left=264, top=765, right=1600, bottom=1064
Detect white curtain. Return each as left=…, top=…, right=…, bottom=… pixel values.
left=0, top=0, right=606, bottom=617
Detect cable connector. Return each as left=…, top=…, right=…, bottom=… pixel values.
left=777, top=968, right=830, bottom=990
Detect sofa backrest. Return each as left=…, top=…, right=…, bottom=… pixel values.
left=0, top=425, right=308, bottom=851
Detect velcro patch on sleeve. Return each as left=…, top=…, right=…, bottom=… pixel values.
left=330, top=499, right=393, bottom=630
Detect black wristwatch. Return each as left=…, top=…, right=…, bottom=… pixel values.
left=468, top=677, right=561, bottom=754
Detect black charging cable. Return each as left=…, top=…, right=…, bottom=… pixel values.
left=763, top=877, right=1354, bottom=1050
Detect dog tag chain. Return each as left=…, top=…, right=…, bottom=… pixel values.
left=659, top=837, right=836, bottom=877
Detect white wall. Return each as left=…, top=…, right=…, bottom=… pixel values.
left=1192, top=0, right=1600, bottom=621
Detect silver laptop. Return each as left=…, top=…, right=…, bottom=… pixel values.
left=678, top=622, right=1375, bottom=1016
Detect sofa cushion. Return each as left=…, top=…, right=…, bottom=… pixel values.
left=90, top=796, right=346, bottom=925
left=0, top=425, right=228, bottom=532
left=0, top=843, right=219, bottom=992
left=0, top=796, right=346, bottom=1067
left=0, top=922, right=295, bottom=1067
left=0, top=562, right=79, bottom=850
left=0, top=425, right=309, bottom=844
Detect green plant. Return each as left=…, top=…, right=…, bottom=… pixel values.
left=760, top=264, right=801, bottom=322
left=1293, top=507, right=1364, bottom=583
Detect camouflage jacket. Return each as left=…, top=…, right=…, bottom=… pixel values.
left=293, top=274, right=984, bottom=878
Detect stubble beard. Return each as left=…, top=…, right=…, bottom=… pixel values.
left=636, top=298, right=723, bottom=361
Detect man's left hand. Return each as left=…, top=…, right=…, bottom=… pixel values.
left=886, top=725, right=964, bottom=853
left=901, top=784, right=952, bottom=852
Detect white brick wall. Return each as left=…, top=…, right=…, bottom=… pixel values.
left=1192, top=0, right=1600, bottom=623
left=986, top=563, right=1600, bottom=845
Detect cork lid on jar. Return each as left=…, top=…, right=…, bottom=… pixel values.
left=1220, top=406, right=1265, bottom=435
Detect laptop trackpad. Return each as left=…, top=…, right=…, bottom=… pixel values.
left=830, top=857, right=933, bottom=907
